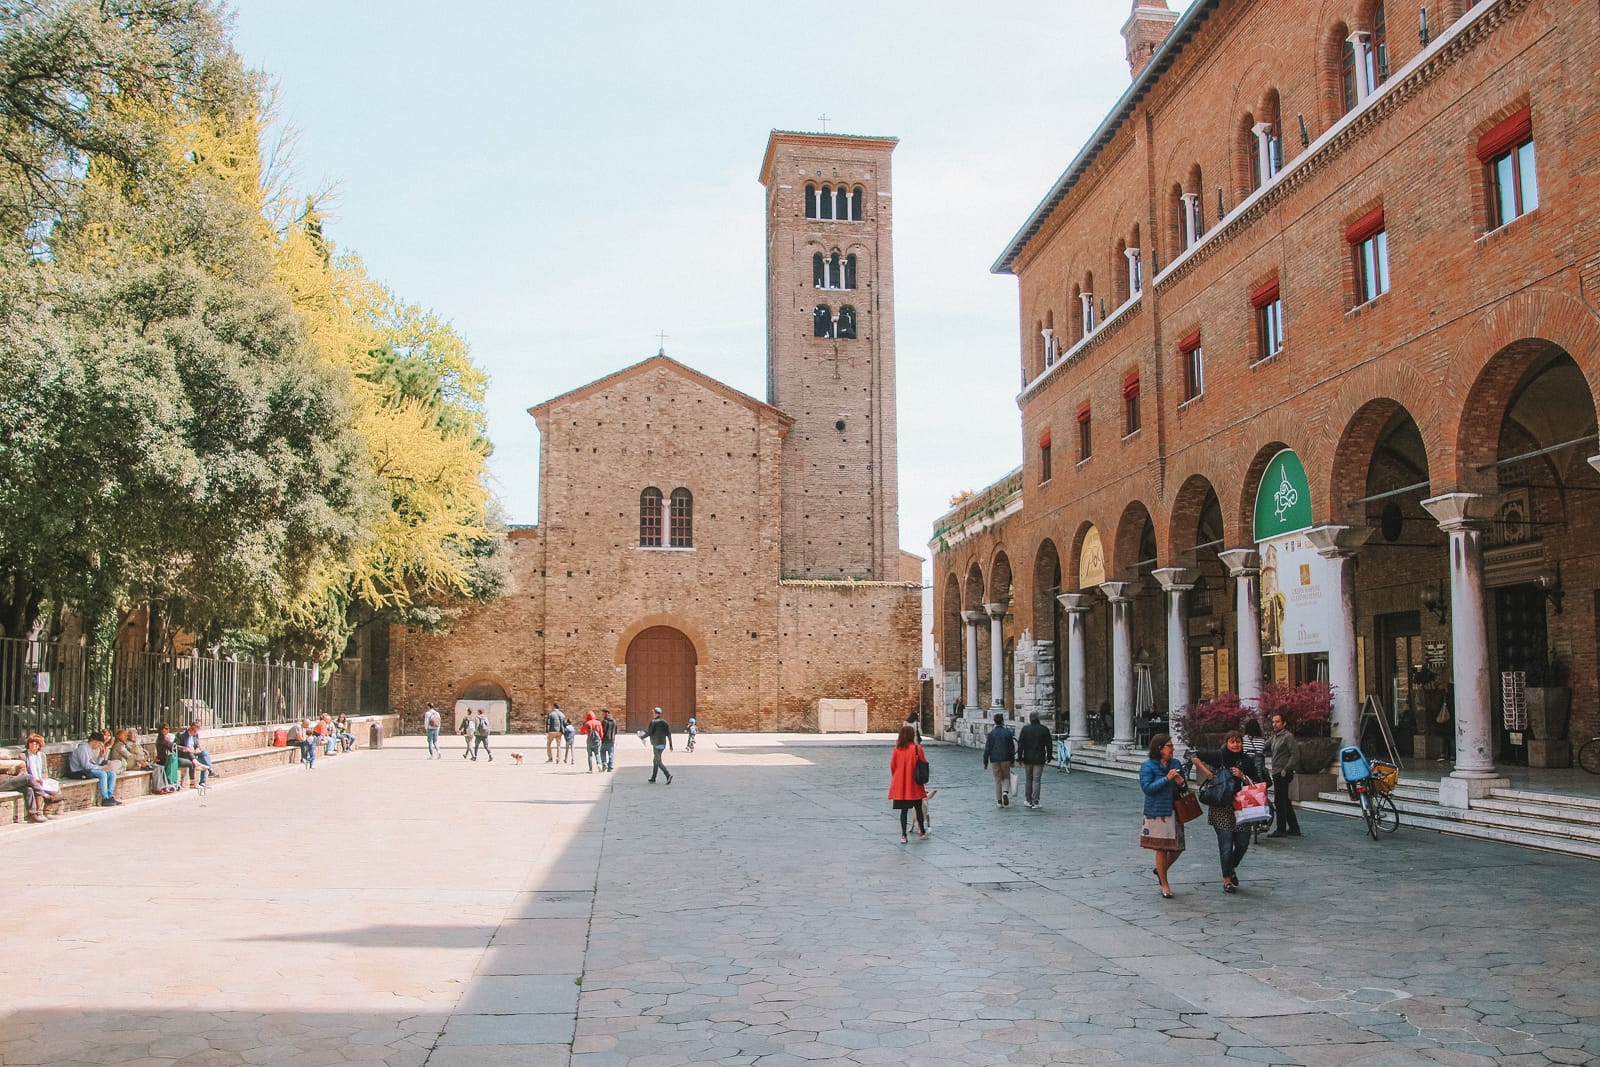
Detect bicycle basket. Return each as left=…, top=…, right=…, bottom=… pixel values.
left=1370, top=761, right=1398, bottom=793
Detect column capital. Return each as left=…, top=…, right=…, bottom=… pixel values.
left=960, top=610, right=984, bottom=625
left=1151, top=566, right=1199, bottom=593
left=1217, top=547, right=1258, bottom=576
left=1589, top=455, right=1600, bottom=476
left=1056, top=591, right=1095, bottom=613
left=1421, top=492, right=1497, bottom=532
left=984, top=600, right=1010, bottom=619
left=1305, top=524, right=1371, bottom=559
left=1098, top=581, right=1132, bottom=603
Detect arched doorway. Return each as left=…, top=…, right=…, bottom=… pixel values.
left=625, top=626, right=697, bottom=731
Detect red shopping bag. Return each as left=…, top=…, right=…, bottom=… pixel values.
left=1234, top=781, right=1271, bottom=826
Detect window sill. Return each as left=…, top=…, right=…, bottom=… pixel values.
left=1177, top=393, right=1204, bottom=411
left=1038, top=477, right=1052, bottom=487
left=1478, top=208, right=1538, bottom=246
left=638, top=546, right=696, bottom=552
left=1250, top=349, right=1283, bottom=369
left=1121, top=428, right=1142, bottom=442
left=1076, top=457, right=1093, bottom=468
left=1347, top=291, right=1388, bottom=319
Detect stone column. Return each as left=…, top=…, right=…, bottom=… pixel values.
left=1421, top=493, right=1509, bottom=804
left=1305, top=525, right=1372, bottom=751
left=1100, top=581, right=1135, bottom=752
left=1217, top=548, right=1262, bottom=711
left=961, top=610, right=982, bottom=712
left=985, top=601, right=1009, bottom=711
left=1152, top=568, right=1198, bottom=747
left=1057, top=592, right=1094, bottom=743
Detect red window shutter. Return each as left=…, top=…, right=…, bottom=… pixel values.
left=1039, top=430, right=1052, bottom=449
left=1122, top=373, right=1140, bottom=399
left=1476, top=106, right=1533, bottom=163
left=1345, top=207, right=1385, bottom=244
left=1076, top=406, right=1091, bottom=425
left=1177, top=329, right=1202, bottom=353
left=1250, top=277, right=1281, bottom=309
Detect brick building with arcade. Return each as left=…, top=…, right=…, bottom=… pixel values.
left=364, top=132, right=922, bottom=735
left=931, top=0, right=1600, bottom=805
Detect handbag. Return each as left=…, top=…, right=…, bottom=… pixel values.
left=913, top=750, right=930, bottom=785
left=1198, top=770, right=1237, bottom=807
left=1173, top=788, right=1203, bottom=823
left=1233, top=780, right=1272, bottom=825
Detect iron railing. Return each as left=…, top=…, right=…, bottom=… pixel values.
left=0, top=636, right=320, bottom=745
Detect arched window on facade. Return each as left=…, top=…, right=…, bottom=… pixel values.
left=1127, top=223, right=1143, bottom=297
left=851, top=186, right=864, bottom=220
left=1114, top=239, right=1130, bottom=306
left=1168, top=184, right=1186, bottom=260
left=1070, top=282, right=1084, bottom=341
left=1238, top=111, right=1260, bottom=195
left=1368, top=2, right=1389, bottom=85
left=1338, top=24, right=1359, bottom=115
left=640, top=488, right=664, bottom=547
left=804, top=183, right=817, bottom=220
left=814, top=304, right=834, bottom=338
left=812, top=251, right=860, bottom=290
left=669, top=488, right=693, bottom=548
left=813, top=252, right=825, bottom=287
left=1081, top=271, right=1097, bottom=334
left=837, top=305, right=858, bottom=339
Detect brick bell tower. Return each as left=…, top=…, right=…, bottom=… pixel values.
left=758, top=130, right=901, bottom=581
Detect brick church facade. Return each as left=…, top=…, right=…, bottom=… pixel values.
left=374, top=132, right=922, bottom=733
left=932, top=0, right=1600, bottom=801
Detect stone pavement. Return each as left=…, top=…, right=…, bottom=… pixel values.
left=2, top=734, right=1597, bottom=1066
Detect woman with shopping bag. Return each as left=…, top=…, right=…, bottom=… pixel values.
left=1139, top=733, right=1189, bottom=899
left=1189, top=731, right=1254, bottom=894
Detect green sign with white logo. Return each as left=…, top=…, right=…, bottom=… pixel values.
left=1253, top=449, right=1313, bottom=541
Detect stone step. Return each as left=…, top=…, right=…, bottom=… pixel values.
left=1488, top=786, right=1600, bottom=813
left=1301, top=797, right=1600, bottom=860
left=1319, top=789, right=1600, bottom=840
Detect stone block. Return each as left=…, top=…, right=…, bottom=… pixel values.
left=817, top=698, right=868, bottom=733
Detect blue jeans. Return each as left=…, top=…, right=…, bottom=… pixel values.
left=651, top=744, right=670, bottom=780
left=425, top=727, right=440, bottom=756
left=598, top=741, right=614, bottom=770
left=71, top=766, right=116, bottom=800
left=302, top=741, right=316, bottom=768
left=1214, top=826, right=1250, bottom=880
left=182, top=750, right=214, bottom=784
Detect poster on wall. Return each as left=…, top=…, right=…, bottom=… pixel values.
left=1258, top=533, right=1331, bottom=655
left=1252, top=448, right=1330, bottom=656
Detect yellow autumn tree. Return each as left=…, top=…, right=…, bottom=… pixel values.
left=273, top=209, right=498, bottom=621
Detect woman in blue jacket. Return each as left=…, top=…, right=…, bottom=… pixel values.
left=1139, top=733, right=1187, bottom=898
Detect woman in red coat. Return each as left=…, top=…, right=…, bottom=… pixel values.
left=889, top=725, right=929, bottom=843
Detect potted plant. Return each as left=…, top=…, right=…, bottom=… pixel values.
left=1176, top=691, right=1245, bottom=749
left=1258, top=680, right=1339, bottom=771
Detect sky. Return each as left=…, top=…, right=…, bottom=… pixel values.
left=226, top=1, right=1173, bottom=578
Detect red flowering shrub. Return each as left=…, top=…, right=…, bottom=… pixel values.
left=1257, top=681, right=1333, bottom=735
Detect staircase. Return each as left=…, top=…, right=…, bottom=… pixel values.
left=1063, top=742, right=1143, bottom=780
left=1302, top=780, right=1600, bottom=860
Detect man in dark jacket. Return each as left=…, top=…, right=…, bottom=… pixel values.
left=1017, top=711, right=1054, bottom=810
left=645, top=707, right=673, bottom=784
left=982, top=713, right=1016, bottom=808
left=1266, top=713, right=1301, bottom=837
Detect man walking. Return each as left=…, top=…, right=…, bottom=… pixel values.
left=1017, top=710, right=1053, bottom=810
left=982, top=712, right=1016, bottom=808
left=598, top=708, right=618, bottom=772
left=545, top=703, right=567, bottom=763
left=474, top=711, right=493, bottom=762
left=423, top=702, right=442, bottom=760
left=1266, top=712, right=1301, bottom=837
left=646, top=707, right=673, bottom=784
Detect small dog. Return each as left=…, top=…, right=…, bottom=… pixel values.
left=510, top=752, right=525, bottom=765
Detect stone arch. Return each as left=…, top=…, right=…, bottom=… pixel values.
left=1067, top=519, right=1104, bottom=589
left=1111, top=500, right=1157, bottom=580
left=1168, top=474, right=1225, bottom=561
left=455, top=673, right=512, bottom=704
left=612, top=613, right=710, bottom=666
left=989, top=550, right=1014, bottom=605
left=1447, top=290, right=1600, bottom=487
left=1237, top=440, right=1296, bottom=540
left=964, top=561, right=987, bottom=610
left=1032, top=539, right=1062, bottom=634
left=941, top=572, right=962, bottom=662
left=1329, top=397, right=1438, bottom=527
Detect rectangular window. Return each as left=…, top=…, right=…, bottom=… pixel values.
left=1479, top=107, right=1537, bottom=229
left=1077, top=406, right=1092, bottom=462
left=1179, top=330, right=1204, bottom=402
left=1039, top=431, right=1052, bottom=483
left=1347, top=207, right=1389, bottom=305
left=1251, top=278, right=1283, bottom=360
left=1123, top=374, right=1141, bottom=436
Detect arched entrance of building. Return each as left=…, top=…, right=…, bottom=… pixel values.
left=625, top=626, right=697, bottom=731
left=455, top=677, right=510, bottom=734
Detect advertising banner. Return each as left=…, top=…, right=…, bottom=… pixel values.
left=1259, top=533, right=1330, bottom=655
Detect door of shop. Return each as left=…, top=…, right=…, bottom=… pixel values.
left=1494, top=583, right=1547, bottom=766
left=1375, top=611, right=1421, bottom=757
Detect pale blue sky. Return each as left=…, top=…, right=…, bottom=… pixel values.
left=227, top=1, right=1167, bottom=571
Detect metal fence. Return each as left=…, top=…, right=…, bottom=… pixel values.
left=0, top=636, right=320, bottom=745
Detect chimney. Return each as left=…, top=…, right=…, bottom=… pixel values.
left=1123, top=0, right=1180, bottom=78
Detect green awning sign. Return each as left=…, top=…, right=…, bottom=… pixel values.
left=1253, top=449, right=1313, bottom=540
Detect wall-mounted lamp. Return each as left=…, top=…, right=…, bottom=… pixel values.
left=1419, top=583, right=1448, bottom=624
left=1536, top=566, right=1564, bottom=614
left=1297, top=114, right=1310, bottom=147
left=1419, top=6, right=1430, bottom=46
left=1216, top=186, right=1225, bottom=220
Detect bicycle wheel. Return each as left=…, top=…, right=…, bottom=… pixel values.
left=1374, top=793, right=1399, bottom=834
left=1359, top=790, right=1378, bottom=839
left=1578, top=738, right=1600, bottom=775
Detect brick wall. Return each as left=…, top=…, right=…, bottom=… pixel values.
left=777, top=581, right=922, bottom=731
